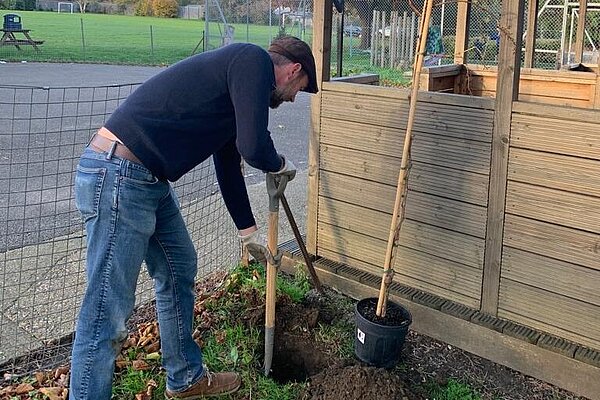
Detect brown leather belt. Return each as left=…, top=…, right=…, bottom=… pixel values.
left=89, top=134, right=142, bottom=165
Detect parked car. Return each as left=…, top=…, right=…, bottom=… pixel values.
left=344, top=25, right=362, bottom=37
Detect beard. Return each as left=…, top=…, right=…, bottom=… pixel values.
left=270, top=88, right=284, bottom=109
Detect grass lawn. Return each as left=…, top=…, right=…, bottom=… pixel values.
left=0, top=11, right=411, bottom=85
left=0, top=11, right=309, bottom=65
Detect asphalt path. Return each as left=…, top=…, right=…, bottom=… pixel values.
left=1, top=61, right=311, bottom=250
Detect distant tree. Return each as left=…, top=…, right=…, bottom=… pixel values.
left=153, top=0, right=178, bottom=17
left=135, top=0, right=153, bottom=15
left=75, top=0, right=90, bottom=13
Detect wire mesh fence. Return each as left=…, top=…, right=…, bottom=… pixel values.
left=0, top=83, right=239, bottom=377
left=1, top=0, right=598, bottom=73
left=330, top=0, right=599, bottom=83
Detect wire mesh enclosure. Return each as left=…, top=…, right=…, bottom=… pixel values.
left=0, top=84, right=239, bottom=377
left=330, top=0, right=599, bottom=84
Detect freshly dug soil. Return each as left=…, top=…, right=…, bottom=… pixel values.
left=272, top=288, right=587, bottom=400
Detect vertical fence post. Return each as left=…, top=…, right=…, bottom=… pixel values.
left=371, top=10, right=378, bottom=66
left=402, top=11, right=408, bottom=66
left=481, top=0, right=526, bottom=315
left=150, top=25, right=154, bottom=59
left=80, top=18, right=86, bottom=59
left=390, top=11, right=397, bottom=67
left=380, top=10, right=386, bottom=67
left=410, top=12, right=416, bottom=66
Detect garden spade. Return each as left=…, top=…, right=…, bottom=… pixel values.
left=264, top=173, right=290, bottom=376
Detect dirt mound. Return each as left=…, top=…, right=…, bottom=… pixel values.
left=300, top=363, right=411, bottom=400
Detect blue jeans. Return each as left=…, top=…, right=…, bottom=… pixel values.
left=69, top=147, right=204, bottom=400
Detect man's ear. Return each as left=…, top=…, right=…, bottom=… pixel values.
left=289, top=62, right=302, bottom=78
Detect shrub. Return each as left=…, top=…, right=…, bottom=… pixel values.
left=134, top=0, right=153, bottom=16
left=152, top=0, right=178, bottom=18
left=14, top=0, right=35, bottom=10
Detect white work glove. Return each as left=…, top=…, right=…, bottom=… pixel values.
left=270, top=155, right=296, bottom=181
left=239, top=229, right=269, bottom=267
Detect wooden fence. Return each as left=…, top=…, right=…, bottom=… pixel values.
left=302, top=74, right=600, bottom=399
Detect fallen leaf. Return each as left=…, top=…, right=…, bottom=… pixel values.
left=145, top=352, right=161, bottom=360
left=54, top=366, right=70, bottom=379
left=56, top=373, right=69, bottom=387
left=146, top=379, right=158, bottom=396
left=35, top=371, right=46, bottom=384
left=40, top=386, right=68, bottom=400
left=15, top=382, right=34, bottom=394
left=145, top=341, right=161, bottom=353
left=132, top=360, right=150, bottom=371
left=115, top=360, right=130, bottom=370
left=0, top=386, right=15, bottom=395
left=215, top=330, right=227, bottom=344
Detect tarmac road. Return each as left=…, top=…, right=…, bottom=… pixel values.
left=1, top=61, right=311, bottom=246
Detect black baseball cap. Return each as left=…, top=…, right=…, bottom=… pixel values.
left=268, top=36, right=319, bottom=94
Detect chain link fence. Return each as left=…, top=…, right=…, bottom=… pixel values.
left=1, top=1, right=598, bottom=70
left=331, top=0, right=598, bottom=84
left=0, top=83, right=239, bottom=377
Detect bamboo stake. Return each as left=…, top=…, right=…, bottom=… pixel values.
left=376, top=0, right=434, bottom=318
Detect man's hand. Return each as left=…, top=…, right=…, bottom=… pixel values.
left=239, top=229, right=269, bottom=267
left=270, top=155, right=296, bottom=181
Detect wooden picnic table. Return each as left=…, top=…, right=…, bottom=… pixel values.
left=0, top=29, right=44, bottom=50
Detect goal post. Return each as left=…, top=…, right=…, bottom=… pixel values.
left=57, top=2, right=74, bottom=13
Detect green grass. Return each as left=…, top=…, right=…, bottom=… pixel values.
left=0, top=11, right=410, bottom=85
left=426, top=378, right=483, bottom=400
left=0, top=11, right=308, bottom=65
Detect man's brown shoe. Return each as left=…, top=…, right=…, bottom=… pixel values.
left=164, top=367, right=241, bottom=399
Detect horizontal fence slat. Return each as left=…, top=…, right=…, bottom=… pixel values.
left=509, top=148, right=600, bottom=197
left=513, top=101, right=600, bottom=124
left=321, top=81, right=496, bottom=109
left=321, top=91, right=408, bottom=128
left=316, top=214, right=484, bottom=270
left=503, top=247, right=600, bottom=306
left=317, top=224, right=482, bottom=306
left=321, top=118, right=405, bottom=158
left=499, top=279, right=600, bottom=350
left=321, top=136, right=491, bottom=175
left=506, top=181, right=600, bottom=234
left=318, top=191, right=487, bottom=239
left=321, top=90, right=494, bottom=142
left=319, top=161, right=489, bottom=207
left=504, top=214, right=600, bottom=271
left=511, top=114, right=600, bottom=160
left=318, top=171, right=395, bottom=211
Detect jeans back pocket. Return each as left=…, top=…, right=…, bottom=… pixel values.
left=75, top=165, right=106, bottom=223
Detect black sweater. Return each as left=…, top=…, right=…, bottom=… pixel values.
left=105, top=43, right=283, bottom=230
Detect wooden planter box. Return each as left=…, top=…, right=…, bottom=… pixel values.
left=420, top=64, right=600, bottom=109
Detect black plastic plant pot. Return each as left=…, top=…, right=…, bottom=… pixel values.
left=354, top=297, right=412, bottom=368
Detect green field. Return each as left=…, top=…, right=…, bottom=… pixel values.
left=0, top=10, right=410, bottom=84
left=0, top=11, right=309, bottom=65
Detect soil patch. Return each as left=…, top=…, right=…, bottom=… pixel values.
left=264, top=287, right=587, bottom=400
